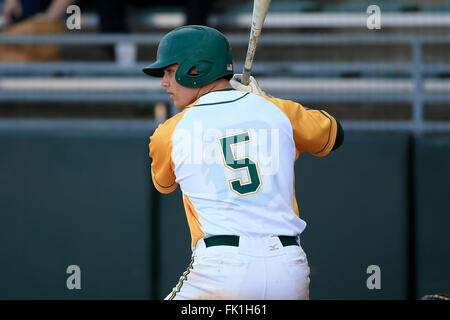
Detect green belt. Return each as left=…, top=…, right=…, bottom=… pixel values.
left=204, top=235, right=298, bottom=248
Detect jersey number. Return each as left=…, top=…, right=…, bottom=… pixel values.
left=218, top=131, right=262, bottom=196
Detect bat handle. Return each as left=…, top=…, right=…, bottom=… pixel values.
left=241, top=68, right=251, bottom=86
left=242, top=28, right=260, bottom=86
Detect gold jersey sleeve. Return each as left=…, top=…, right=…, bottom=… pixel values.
left=263, top=96, right=338, bottom=158
left=149, top=111, right=186, bottom=194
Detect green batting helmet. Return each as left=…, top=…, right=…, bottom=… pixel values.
left=142, top=25, right=233, bottom=88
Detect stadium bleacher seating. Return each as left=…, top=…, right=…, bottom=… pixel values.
left=215, top=0, right=320, bottom=13
left=322, top=0, right=419, bottom=12
left=424, top=3, right=450, bottom=12
left=0, top=0, right=449, bottom=129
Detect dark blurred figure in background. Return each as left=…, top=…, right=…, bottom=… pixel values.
left=94, top=0, right=214, bottom=33
left=184, top=0, right=213, bottom=25
left=2, top=0, right=214, bottom=32
left=2, top=0, right=76, bottom=25
left=0, top=0, right=75, bottom=61
left=1, top=0, right=214, bottom=61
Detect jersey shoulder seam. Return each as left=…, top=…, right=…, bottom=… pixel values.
left=258, top=95, right=296, bottom=132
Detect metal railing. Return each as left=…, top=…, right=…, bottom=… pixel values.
left=3, top=11, right=450, bottom=29
left=0, top=33, right=449, bottom=135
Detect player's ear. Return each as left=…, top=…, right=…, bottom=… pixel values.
left=188, top=66, right=200, bottom=76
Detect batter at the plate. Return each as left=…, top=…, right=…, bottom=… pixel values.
left=143, top=25, right=344, bottom=300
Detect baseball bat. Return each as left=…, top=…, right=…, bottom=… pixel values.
left=242, top=0, right=271, bottom=86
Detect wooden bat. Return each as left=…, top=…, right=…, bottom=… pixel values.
left=242, top=0, right=271, bottom=86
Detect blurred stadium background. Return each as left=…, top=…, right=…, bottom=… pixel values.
left=0, top=0, right=449, bottom=300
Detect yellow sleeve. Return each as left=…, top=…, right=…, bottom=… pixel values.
left=148, top=111, right=185, bottom=194
left=264, top=96, right=337, bottom=157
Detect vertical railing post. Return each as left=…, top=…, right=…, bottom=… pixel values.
left=115, top=42, right=137, bottom=66
left=412, top=40, right=424, bottom=136
left=409, top=38, right=423, bottom=300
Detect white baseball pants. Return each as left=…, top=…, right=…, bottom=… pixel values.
left=165, top=236, right=310, bottom=300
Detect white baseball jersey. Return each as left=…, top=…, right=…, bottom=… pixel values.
left=149, top=88, right=338, bottom=249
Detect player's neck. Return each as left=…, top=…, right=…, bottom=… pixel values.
left=196, top=79, right=232, bottom=99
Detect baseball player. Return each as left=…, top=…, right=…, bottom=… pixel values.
left=144, top=25, right=344, bottom=300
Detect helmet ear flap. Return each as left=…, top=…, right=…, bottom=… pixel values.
left=176, top=60, right=215, bottom=88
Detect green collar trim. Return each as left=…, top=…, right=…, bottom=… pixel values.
left=194, top=91, right=249, bottom=107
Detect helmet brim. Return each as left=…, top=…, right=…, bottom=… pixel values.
left=142, top=61, right=165, bottom=77
left=143, top=57, right=178, bottom=77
